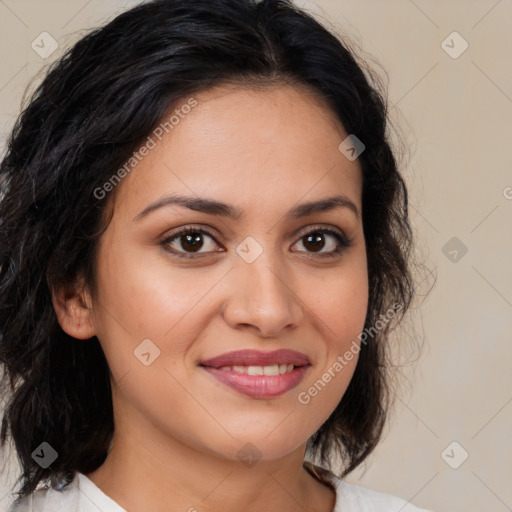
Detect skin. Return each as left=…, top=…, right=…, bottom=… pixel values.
left=52, top=82, right=368, bottom=512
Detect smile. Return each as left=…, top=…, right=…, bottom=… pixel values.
left=217, top=364, right=295, bottom=375
left=199, top=348, right=311, bottom=398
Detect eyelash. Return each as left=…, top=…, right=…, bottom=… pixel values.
left=160, top=224, right=353, bottom=260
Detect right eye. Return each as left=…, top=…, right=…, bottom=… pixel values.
left=160, top=226, right=224, bottom=258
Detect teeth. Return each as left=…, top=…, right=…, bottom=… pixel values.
left=217, top=364, right=295, bottom=375
left=263, top=364, right=280, bottom=376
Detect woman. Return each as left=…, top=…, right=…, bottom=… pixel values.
left=0, top=0, right=431, bottom=510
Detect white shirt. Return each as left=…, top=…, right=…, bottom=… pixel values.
left=6, top=470, right=433, bottom=512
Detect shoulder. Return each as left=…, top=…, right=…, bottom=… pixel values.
left=304, top=461, right=433, bottom=511
left=5, top=476, right=80, bottom=512
left=330, top=475, right=433, bottom=512
left=300, top=462, right=433, bottom=512
left=5, top=472, right=127, bottom=512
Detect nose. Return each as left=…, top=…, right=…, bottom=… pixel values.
left=221, top=249, right=303, bottom=338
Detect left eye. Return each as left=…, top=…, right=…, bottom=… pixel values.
left=160, top=226, right=351, bottom=259
left=292, top=229, right=351, bottom=256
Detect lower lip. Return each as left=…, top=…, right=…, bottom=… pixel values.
left=201, top=365, right=309, bottom=398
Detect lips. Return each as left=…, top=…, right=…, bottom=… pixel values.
left=199, top=349, right=310, bottom=368
left=199, top=349, right=311, bottom=398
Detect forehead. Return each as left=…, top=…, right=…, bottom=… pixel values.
left=106, top=82, right=362, bottom=222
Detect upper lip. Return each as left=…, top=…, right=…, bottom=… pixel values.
left=200, top=349, right=310, bottom=368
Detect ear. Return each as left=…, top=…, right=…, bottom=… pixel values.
left=50, top=276, right=96, bottom=340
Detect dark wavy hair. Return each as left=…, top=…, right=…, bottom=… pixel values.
left=0, top=0, right=419, bottom=504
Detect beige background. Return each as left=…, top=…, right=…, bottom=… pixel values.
left=1, top=1, right=511, bottom=511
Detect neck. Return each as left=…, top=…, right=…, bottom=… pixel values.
left=85, top=416, right=336, bottom=512
left=84, top=378, right=337, bottom=512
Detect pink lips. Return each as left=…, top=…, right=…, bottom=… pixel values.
left=200, top=349, right=310, bottom=368
left=199, top=349, right=311, bottom=399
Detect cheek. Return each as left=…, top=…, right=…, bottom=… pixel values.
left=91, top=241, right=221, bottom=377
left=297, top=257, right=368, bottom=407
left=308, top=259, right=369, bottom=346
left=95, top=241, right=208, bottom=335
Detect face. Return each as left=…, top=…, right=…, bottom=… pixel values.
left=82, top=83, right=368, bottom=462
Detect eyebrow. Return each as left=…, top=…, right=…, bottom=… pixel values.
left=133, top=193, right=360, bottom=223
